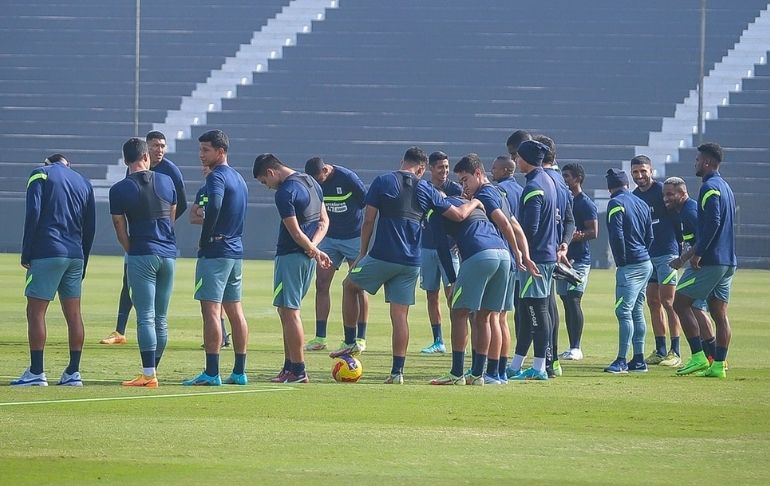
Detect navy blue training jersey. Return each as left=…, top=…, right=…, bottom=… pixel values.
left=678, top=197, right=698, bottom=248
left=432, top=196, right=507, bottom=282
left=422, top=179, right=463, bottom=250
left=695, top=172, right=736, bottom=266
left=276, top=173, right=324, bottom=256
left=365, top=171, right=449, bottom=266
left=567, top=191, right=598, bottom=265
left=606, top=189, right=653, bottom=266
left=109, top=170, right=177, bottom=258
left=519, top=168, right=558, bottom=264
left=198, top=164, right=248, bottom=259
left=322, top=165, right=366, bottom=240
left=496, top=176, right=523, bottom=219
left=22, top=162, right=96, bottom=265
left=633, top=181, right=679, bottom=257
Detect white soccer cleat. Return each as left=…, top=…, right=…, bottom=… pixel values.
left=559, top=348, right=584, bottom=361
left=57, top=370, right=83, bottom=386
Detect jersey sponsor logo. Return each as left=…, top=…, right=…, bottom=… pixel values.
left=325, top=201, right=348, bottom=213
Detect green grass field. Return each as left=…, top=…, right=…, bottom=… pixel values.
left=0, top=253, right=769, bottom=484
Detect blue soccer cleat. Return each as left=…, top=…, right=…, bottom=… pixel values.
left=224, top=372, right=248, bottom=385
left=182, top=371, right=222, bottom=386
left=510, top=367, right=549, bottom=381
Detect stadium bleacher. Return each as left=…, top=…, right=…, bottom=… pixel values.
left=0, top=0, right=767, bottom=263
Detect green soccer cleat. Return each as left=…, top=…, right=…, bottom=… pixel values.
left=384, top=373, right=404, bottom=384
left=695, top=361, right=726, bottom=378
left=356, top=338, right=367, bottom=353
left=304, top=337, right=328, bottom=351
left=329, top=340, right=364, bottom=358
left=430, top=373, right=465, bottom=385
left=676, top=353, right=709, bottom=376
left=552, top=360, right=563, bottom=377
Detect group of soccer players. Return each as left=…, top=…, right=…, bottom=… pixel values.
left=12, top=126, right=736, bottom=386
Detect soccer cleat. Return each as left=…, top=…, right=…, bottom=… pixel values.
left=99, top=331, right=126, bottom=345
left=10, top=368, right=48, bottom=387
left=695, top=361, right=726, bottom=378
left=560, top=348, right=584, bottom=361
left=384, top=373, right=404, bottom=384
left=552, top=360, right=563, bottom=377
left=676, top=355, right=709, bottom=376
left=627, top=360, right=648, bottom=373
left=122, top=374, right=158, bottom=388
left=224, top=372, right=248, bottom=385
left=279, top=372, right=309, bottom=384
left=304, top=337, right=328, bottom=351
left=430, top=373, right=465, bottom=385
left=644, top=351, right=666, bottom=365
left=329, top=340, right=363, bottom=358
left=57, top=370, right=83, bottom=386
left=182, top=372, right=221, bottom=386
left=420, top=341, right=447, bottom=354
left=659, top=350, right=682, bottom=367
left=468, top=374, right=485, bottom=386
left=356, top=338, right=367, bottom=353
left=483, top=373, right=502, bottom=385
left=269, top=369, right=288, bottom=383
left=604, top=359, right=629, bottom=374
left=498, top=372, right=509, bottom=385
left=511, top=367, right=549, bottom=381
left=505, top=367, right=521, bottom=379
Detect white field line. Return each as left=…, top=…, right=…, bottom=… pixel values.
left=0, top=387, right=295, bottom=407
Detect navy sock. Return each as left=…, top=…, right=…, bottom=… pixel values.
left=714, top=346, right=728, bottom=362
left=616, top=356, right=627, bottom=364
left=431, top=324, right=442, bottom=342
left=391, top=355, right=405, bottom=375
left=450, top=351, right=465, bottom=377
left=655, top=336, right=667, bottom=356
left=116, top=314, right=130, bottom=336
left=702, top=337, right=717, bottom=358
left=140, top=350, right=155, bottom=370
left=233, top=353, right=246, bottom=374
left=356, top=322, right=367, bottom=340
left=344, top=325, right=356, bottom=345
left=471, top=352, right=486, bottom=377
left=205, top=353, right=219, bottom=377
left=30, top=350, right=44, bottom=375
left=670, top=336, right=681, bottom=356
left=65, top=350, right=81, bottom=375
left=471, top=349, right=477, bottom=368
left=498, top=356, right=509, bottom=377
left=315, top=320, right=327, bottom=339
left=291, top=361, right=306, bottom=376
left=486, top=358, right=499, bottom=378
left=687, top=337, right=703, bottom=354
left=283, top=358, right=291, bottom=372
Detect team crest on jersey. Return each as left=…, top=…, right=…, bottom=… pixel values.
left=336, top=187, right=342, bottom=194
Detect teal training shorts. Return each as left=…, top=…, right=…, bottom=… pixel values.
left=24, top=257, right=83, bottom=301
left=194, top=257, right=243, bottom=303
left=348, top=255, right=420, bottom=306
left=273, top=252, right=316, bottom=309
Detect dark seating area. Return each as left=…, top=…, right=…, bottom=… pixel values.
left=0, top=0, right=767, bottom=263
left=0, top=0, right=290, bottom=195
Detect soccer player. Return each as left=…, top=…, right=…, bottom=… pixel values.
left=183, top=130, right=249, bottom=386
left=100, top=131, right=187, bottom=346
left=190, top=164, right=230, bottom=349
left=110, top=138, right=177, bottom=388
left=507, top=141, right=556, bottom=381
left=673, top=143, right=736, bottom=378
left=253, top=153, right=332, bottom=383
left=662, top=177, right=717, bottom=360
left=453, top=154, right=536, bottom=384
left=631, top=156, right=682, bottom=367
left=604, top=168, right=654, bottom=374
left=558, top=163, right=598, bottom=361
left=12, top=154, right=95, bottom=386
left=302, top=157, right=368, bottom=352
left=329, top=147, right=480, bottom=384
left=428, top=194, right=511, bottom=385
left=535, top=135, right=575, bottom=377
left=419, top=151, right=463, bottom=354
